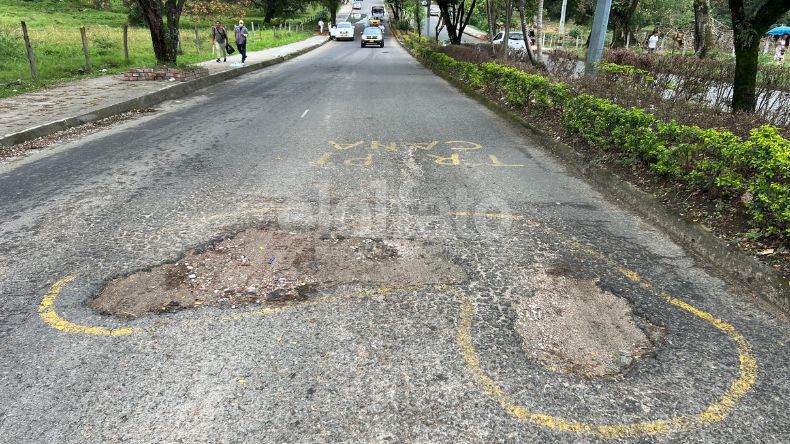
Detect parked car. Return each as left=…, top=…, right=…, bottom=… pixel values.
left=352, top=1, right=362, bottom=10
left=430, top=5, right=440, bottom=16
left=361, top=26, right=384, bottom=48
left=333, top=21, right=355, bottom=41
left=493, top=31, right=526, bottom=50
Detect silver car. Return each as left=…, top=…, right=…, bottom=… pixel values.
left=361, top=26, right=384, bottom=48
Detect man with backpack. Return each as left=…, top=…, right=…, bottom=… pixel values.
left=212, top=21, right=228, bottom=62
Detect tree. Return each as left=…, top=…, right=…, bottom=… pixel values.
left=320, top=0, right=342, bottom=25
left=517, top=0, right=537, bottom=64
left=436, top=0, right=479, bottom=44
left=135, top=0, right=188, bottom=65
left=187, top=0, right=252, bottom=22
left=387, top=0, right=406, bottom=21
left=500, top=0, right=513, bottom=58
left=485, top=0, right=496, bottom=53
left=535, top=0, right=543, bottom=61
left=729, top=0, right=790, bottom=112
left=693, top=0, right=713, bottom=57
left=609, top=0, right=640, bottom=47
left=414, top=0, right=424, bottom=34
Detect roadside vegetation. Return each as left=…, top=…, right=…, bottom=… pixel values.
left=388, top=0, right=790, bottom=274
left=402, top=34, right=790, bottom=275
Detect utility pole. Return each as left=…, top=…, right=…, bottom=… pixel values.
left=558, top=0, right=568, bottom=46
left=584, top=0, right=612, bottom=76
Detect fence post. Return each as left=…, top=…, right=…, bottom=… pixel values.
left=193, top=25, right=201, bottom=51
left=21, top=21, right=39, bottom=80
left=250, top=22, right=255, bottom=42
left=123, top=24, right=130, bottom=64
left=80, top=25, right=92, bottom=72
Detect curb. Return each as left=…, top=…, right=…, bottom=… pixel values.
left=0, top=39, right=328, bottom=148
left=399, top=39, right=790, bottom=313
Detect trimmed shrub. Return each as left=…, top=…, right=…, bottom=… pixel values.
left=403, top=35, right=790, bottom=236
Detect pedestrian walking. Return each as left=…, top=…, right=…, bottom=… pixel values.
left=775, top=35, right=788, bottom=64
left=212, top=20, right=228, bottom=62
left=235, top=19, right=249, bottom=64
left=318, top=19, right=325, bottom=35
left=647, top=31, right=659, bottom=53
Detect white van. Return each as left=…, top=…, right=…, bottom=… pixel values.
left=371, top=6, right=385, bottom=19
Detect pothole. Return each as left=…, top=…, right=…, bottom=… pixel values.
left=93, top=227, right=466, bottom=318
left=515, top=265, right=665, bottom=379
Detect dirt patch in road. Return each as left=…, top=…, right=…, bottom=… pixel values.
left=515, top=265, right=664, bottom=379
left=93, top=228, right=465, bottom=318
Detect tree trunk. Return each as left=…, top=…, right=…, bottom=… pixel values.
left=500, top=0, right=513, bottom=58
left=136, top=0, right=185, bottom=65
left=518, top=0, right=536, bottom=65
left=731, top=26, right=761, bottom=112
left=728, top=0, right=790, bottom=113
left=414, top=0, right=423, bottom=35
left=558, top=0, right=568, bottom=46
left=693, top=0, right=713, bottom=58
left=437, top=0, right=477, bottom=44
left=441, top=6, right=459, bottom=44
left=486, top=0, right=496, bottom=55
left=264, top=5, right=276, bottom=23
left=610, top=0, right=640, bottom=48
left=535, top=0, right=543, bottom=62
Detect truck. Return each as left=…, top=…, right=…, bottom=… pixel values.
left=371, top=6, right=385, bottom=20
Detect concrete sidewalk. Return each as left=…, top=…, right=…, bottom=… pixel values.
left=463, top=24, right=488, bottom=41
left=0, top=35, right=328, bottom=147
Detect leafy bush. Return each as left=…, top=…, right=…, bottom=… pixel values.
left=568, top=28, right=584, bottom=39
left=127, top=3, right=146, bottom=26
left=403, top=35, right=790, bottom=236
left=393, top=19, right=411, bottom=32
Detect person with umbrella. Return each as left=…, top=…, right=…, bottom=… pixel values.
left=774, top=34, right=788, bottom=63
left=768, top=26, right=790, bottom=64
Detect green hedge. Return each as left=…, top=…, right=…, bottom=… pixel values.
left=403, top=35, right=790, bottom=237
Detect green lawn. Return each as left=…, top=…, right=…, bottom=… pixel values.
left=0, top=0, right=319, bottom=97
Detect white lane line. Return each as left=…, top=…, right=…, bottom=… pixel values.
left=301, top=109, right=309, bottom=118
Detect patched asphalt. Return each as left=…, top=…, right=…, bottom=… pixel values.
left=1, top=15, right=789, bottom=444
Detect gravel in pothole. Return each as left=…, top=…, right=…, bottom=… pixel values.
left=515, top=265, right=665, bottom=379
left=93, top=228, right=466, bottom=318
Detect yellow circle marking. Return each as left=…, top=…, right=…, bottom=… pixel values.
left=450, top=212, right=758, bottom=438
left=39, top=275, right=407, bottom=337
left=38, top=275, right=139, bottom=337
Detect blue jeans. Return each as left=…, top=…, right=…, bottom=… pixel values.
left=237, top=42, right=247, bottom=62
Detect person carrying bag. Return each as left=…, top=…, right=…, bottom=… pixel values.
left=212, top=20, right=229, bottom=62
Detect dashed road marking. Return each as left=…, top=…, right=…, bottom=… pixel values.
left=301, top=109, right=309, bottom=118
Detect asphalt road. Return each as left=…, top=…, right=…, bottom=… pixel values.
left=1, top=18, right=790, bottom=444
